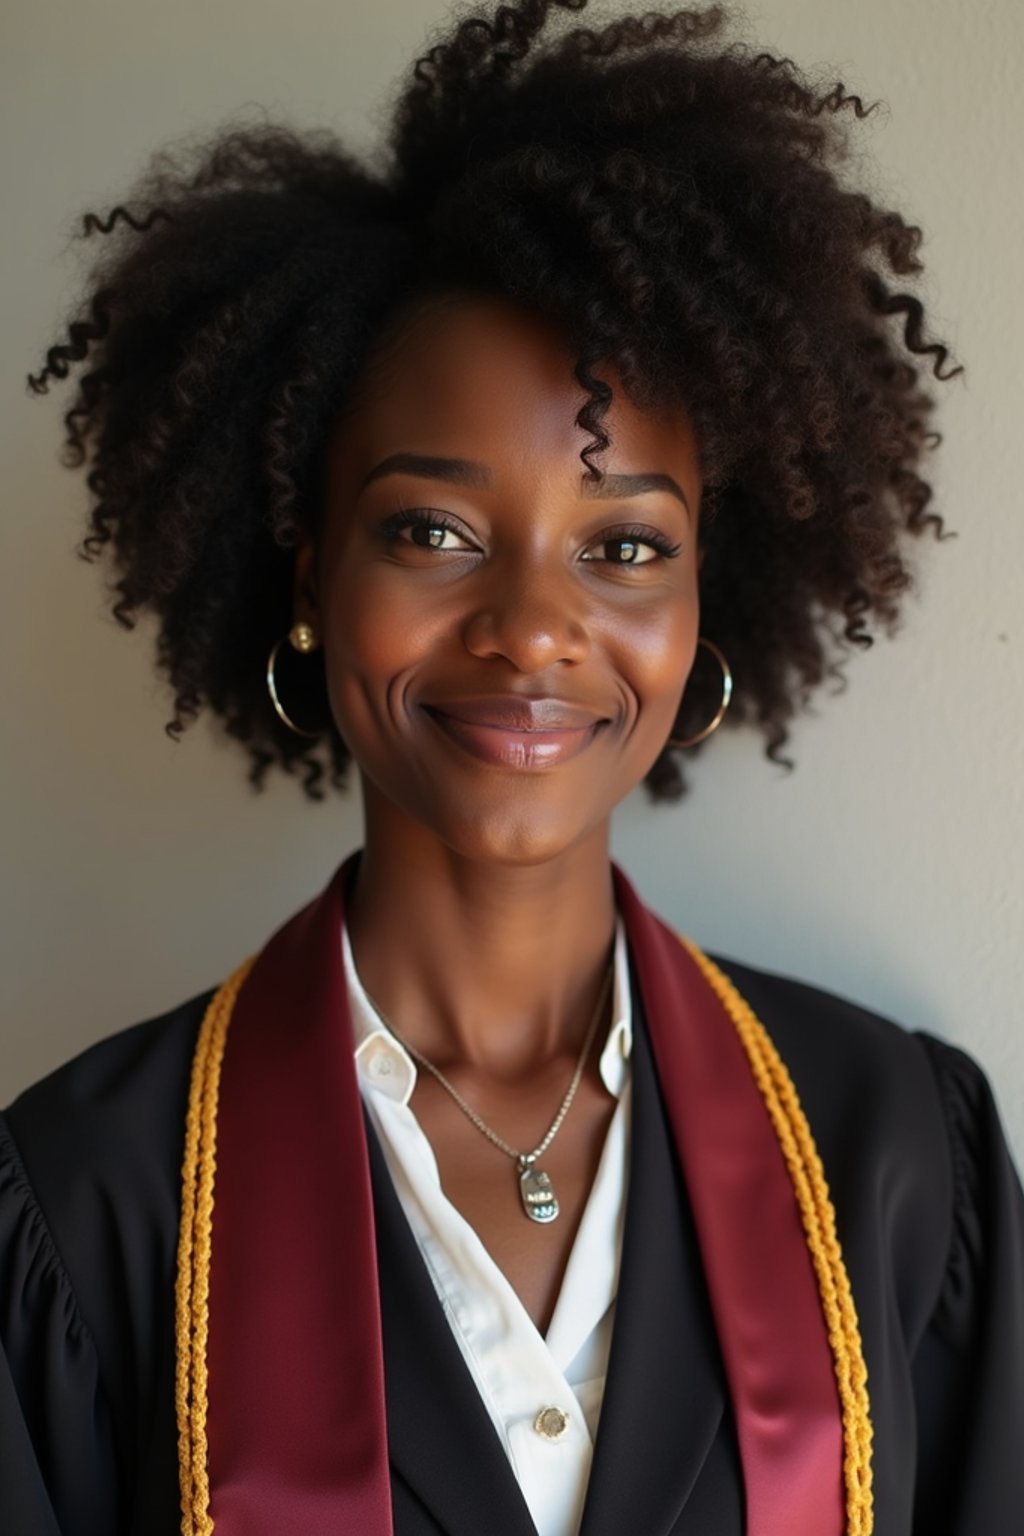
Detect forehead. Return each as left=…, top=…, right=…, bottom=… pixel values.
left=329, top=293, right=699, bottom=487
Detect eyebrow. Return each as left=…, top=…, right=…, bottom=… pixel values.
left=357, top=452, right=690, bottom=515
left=586, top=472, right=689, bottom=514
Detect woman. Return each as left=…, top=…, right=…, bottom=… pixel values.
left=2, top=2, right=1022, bottom=1533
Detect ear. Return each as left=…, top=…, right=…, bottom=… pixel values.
left=292, top=531, right=321, bottom=632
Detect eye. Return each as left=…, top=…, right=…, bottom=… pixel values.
left=581, top=527, right=682, bottom=566
left=407, top=523, right=471, bottom=552
left=592, top=537, right=659, bottom=566
left=378, top=507, right=477, bottom=552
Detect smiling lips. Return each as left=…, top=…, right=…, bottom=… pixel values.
left=422, top=695, right=608, bottom=769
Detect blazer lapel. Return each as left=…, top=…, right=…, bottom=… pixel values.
left=365, top=1114, right=539, bottom=1536
left=580, top=971, right=732, bottom=1536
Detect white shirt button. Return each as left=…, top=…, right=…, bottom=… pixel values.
left=369, top=1051, right=394, bottom=1078
left=533, top=1406, right=570, bottom=1441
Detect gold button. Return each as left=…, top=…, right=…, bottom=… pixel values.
left=533, top=1406, right=570, bottom=1441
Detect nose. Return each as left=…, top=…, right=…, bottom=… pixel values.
left=461, top=556, right=590, bottom=673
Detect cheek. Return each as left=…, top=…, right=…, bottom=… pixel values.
left=317, top=560, right=449, bottom=742
left=328, top=571, right=411, bottom=674
left=609, top=590, right=700, bottom=729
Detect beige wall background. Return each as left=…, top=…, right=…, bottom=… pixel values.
left=2, top=0, right=1022, bottom=1165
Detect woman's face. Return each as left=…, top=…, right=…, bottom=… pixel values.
left=295, top=294, right=702, bottom=865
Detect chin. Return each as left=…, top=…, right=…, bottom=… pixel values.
left=357, top=753, right=628, bottom=868
left=425, top=794, right=607, bottom=869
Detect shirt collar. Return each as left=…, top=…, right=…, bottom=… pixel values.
left=342, top=914, right=633, bottom=1107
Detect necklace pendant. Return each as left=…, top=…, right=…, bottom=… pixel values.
left=519, top=1163, right=559, bottom=1224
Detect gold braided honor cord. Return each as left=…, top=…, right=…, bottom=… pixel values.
left=175, top=954, right=257, bottom=1536
left=677, top=935, right=874, bottom=1536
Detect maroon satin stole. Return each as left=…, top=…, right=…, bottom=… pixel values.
left=202, top=854, right=846, bottom=1534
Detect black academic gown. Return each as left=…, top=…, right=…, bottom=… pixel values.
left=1, top=951, right=1023, bottom=1536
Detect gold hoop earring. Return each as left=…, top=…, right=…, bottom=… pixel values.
left=266, top=623, right=323, bottom=739
left=667, top=637, right=733, bottom=749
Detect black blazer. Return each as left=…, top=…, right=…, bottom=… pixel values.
left=2, top=951, right=1022, bottom=1536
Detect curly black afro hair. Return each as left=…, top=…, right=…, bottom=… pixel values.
left=29, top=0, right=958, bottom=803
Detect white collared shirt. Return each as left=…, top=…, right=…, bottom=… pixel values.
left=342, top=918, right=633, bottom=1536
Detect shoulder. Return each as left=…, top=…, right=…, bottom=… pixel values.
left=701, top=946, right=964, bottom=1165
left=0, top=992, right=215, bottom=1514
left=1, top=987, right=215, bottom=1329
left=3, top=986, right=213, bottom=1182
left=702, top=951, right=1010, bottom=1181
left=703, top=947, right=950, bottom=1120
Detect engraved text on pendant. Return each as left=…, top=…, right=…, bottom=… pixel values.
left=519, top=1164, right=559, bottom=1223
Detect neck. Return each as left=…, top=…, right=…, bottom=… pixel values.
left=345, top=800, right=617, bottom=1081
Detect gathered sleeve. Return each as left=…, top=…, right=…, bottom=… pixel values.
left=0, top=1115, right=119, bottom=1536
left=911, top=1035, right=1024, bottom=1533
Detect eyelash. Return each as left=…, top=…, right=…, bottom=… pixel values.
left=589, top=525, right=683, bottom=562
left=379, top=507, right=682, bottom=564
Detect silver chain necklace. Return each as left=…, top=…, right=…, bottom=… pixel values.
left=364, top=963, right=614, bottom=1225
